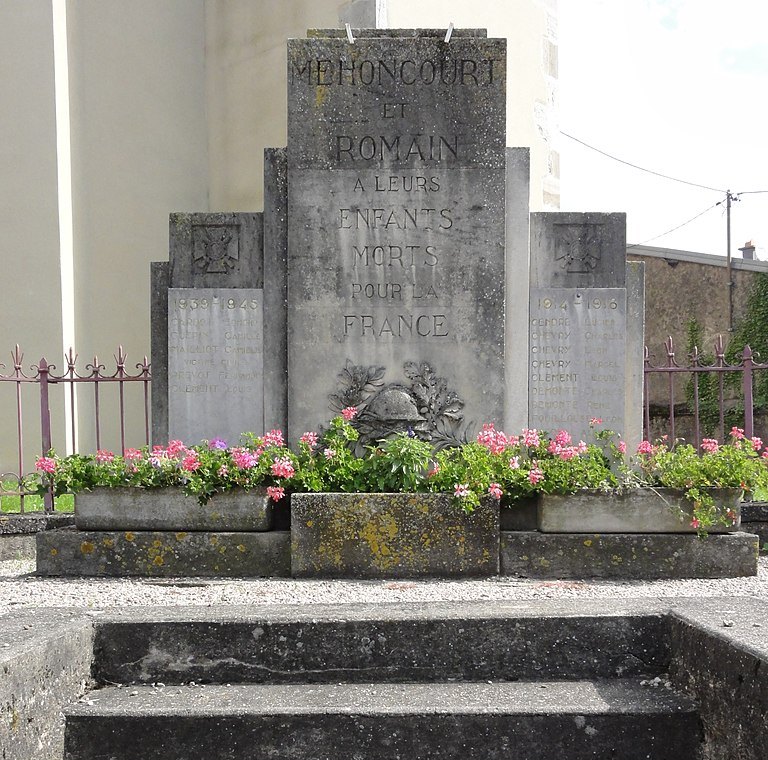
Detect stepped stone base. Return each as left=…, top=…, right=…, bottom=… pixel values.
left=36, top=527, right=290, bottom=577
left=0, top=512, right=75, bottom=561
left=63, top=680, right=700, bottom=760
left=500, top=531, right=759, bottom=579
left=740, top=502, right=768, bottom=552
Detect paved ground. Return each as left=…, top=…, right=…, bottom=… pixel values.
left=1, top=556, right=767, bottom=614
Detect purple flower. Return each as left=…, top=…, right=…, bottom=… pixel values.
left=208, top=437, right=228, bottom=450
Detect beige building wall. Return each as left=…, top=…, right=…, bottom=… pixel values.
left=66, top=0, right=210, bottom=453
left=205, top=0, right=341, bottom=211
left=0, top=1, right=63, bottom=475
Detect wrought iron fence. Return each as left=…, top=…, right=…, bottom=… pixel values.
left=643, top=336, right=768, bottom=446
left=2, top=338, right=766, bottom=514
left=0, top=346, right=151, bottom=512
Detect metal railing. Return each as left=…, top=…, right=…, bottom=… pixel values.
left=0, top=346, right=151, bottom=512
left=643, top=336, right=768, bottom=445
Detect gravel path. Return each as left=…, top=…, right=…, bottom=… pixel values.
left=1, top=557, right=767, bottom=612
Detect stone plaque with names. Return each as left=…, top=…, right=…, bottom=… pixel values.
left=286, top=29, right=509, bottom=442
left=529, top=287, right=627, bottom=441
left=168, top=288, right=264, bottom=445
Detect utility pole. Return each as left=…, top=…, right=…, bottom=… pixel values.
left=725, top=190, right=740, bottom=331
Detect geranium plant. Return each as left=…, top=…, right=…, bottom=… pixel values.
left=35, top=411, right=768, bottom=535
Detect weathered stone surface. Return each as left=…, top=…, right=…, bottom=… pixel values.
left=0, top=534, right=35, bottom=560
left=168, top=212, right=263, bottom=289
left=36, top=527, right=290, bottom=577
left=167, top=287, right=265, bottom=443
left=504, top=147, right=531, bottom=432
left=150, top=260, right=170, bottom=444
left=537, top=488, right=741, bottom=534
left=530, top=212, right=627, bottom=290
left=499, top=498, right=538, bottom=531
left=262, top=147, right=288, bottom=432
left=286, top=31, right=510, bottom=442
left=74, top=487, right=273, bottom=532
left=742, top=501, right=768, bottom=521
left=63, top=680, right=700, bottom=760
left=668, top=596, right=768, bottom=760
left=0, top=609, right=93, bottom=760
left=291, top=493, right=499, bottom=578
left=91, top=601, right=670, bottom=686
left=529, top=285, right=627, bottom=440
left=740, top=521, right=768, bottom=552
left=528, top=212, right=631, bottom=442
left=500, top=531, right=759, bottom=579
left=0, top=511, right=74, bottom=535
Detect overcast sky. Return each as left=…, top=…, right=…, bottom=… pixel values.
left=558, top=0, right=768, bottom=258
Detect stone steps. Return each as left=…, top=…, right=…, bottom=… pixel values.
left=63, top=679, right=701, bottom=760
left=90, top=605, right=670, bottom=685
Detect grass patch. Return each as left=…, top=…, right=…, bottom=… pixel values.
left=0, top=480, right=74, bottom=513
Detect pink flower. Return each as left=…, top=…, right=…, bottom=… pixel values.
left=341, top=406, right=358, bottom=421
left=231, top=448, right=258, bottom=469
left=636, top=440, right=653, bottom=455
left=691, top=518, right=701, bottom=530
left=181, top=453, right=200, bottom=472
left=266, top=485, right=285, bottom=502
left=730, top=426, right=745, bottom=440
left=589, top=417, right=603, bottom=427
left=218, top=466, right=229, bottom=477
left=618, top=441, right=627, bottom=455
left=271, top=456, right=295, bottom=479
left=576, top=441, right=588, bottom=455
left=300, top=431, right=318, bottom=447
left=527, top=465, right=544, bottom=485
left=95, top=449, right=115, bottom=463
left=124, top=448, right=143, bottom=461
left=522, top=428, right=540, bottom=448
left=263, top=429, right=285, bottom=447
left=509, top=456, right=520, bottom=469
left=323, top=448, right=336, bottom=459
left=701, top=438, right=719, bottom=454
left=166, top=440, right=187, bottom=458
left=488, top=482, right=503, bottom=500
left=751, top=437, right=763, bottom=452
left=556, top=447, right=578, bottom=461
left=476, top=423, right=509, bottom=454
left=35, top=456, right=56, bottom=474
left=762, top=450, right=768, bottom=460
left=554, top=429, right=571, bottom=447
left=454, top=483, right=470, bottom=498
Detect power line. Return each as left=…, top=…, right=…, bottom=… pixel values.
left=627, top=202, right=721, bottom=249
left=561, top=132, right=726, bottom=192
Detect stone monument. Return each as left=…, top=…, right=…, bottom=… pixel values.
left=285, top=28, right=522, bottom=444
left=528, top=212, right=644, bottom=444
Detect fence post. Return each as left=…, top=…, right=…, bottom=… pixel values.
left=743, top=345, right=755, bottom=439
left=38, top=358, right=54, bottom=513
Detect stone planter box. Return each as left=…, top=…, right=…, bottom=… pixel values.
left=75, top=487, right=273, bottom=532
left=538, top=488, right=741, bottom=534
left=291, top=493, right=499, bottom=578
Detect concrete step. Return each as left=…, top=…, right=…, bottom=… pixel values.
left=92, top=605, right=671, bottom=685
left=63, top=679, right=701, bottom=760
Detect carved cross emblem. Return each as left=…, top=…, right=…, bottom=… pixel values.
left=192, top=225, right=240, bottom=274
left=553, top=223, right=603, bottom=274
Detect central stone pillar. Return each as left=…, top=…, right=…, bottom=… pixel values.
left=286, top=28, right=514, bottom=443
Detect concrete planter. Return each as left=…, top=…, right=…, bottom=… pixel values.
left=538, top=488, right=741, bottom=534
left=291, top=493, right=499, bottom=578
left=75, top=487, right=273, bottom=532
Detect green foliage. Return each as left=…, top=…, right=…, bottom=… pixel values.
left=684, top=317, right=725, bottom=434
left=727, top=271, right=768, bottom=412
